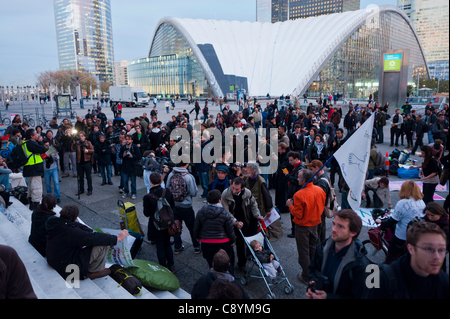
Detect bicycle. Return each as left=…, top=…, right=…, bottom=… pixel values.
left=361, top=208, right=393, bottom=263
left=38, top=116, right=51, bottom=129
left=22, top=113, right=35, bottom=127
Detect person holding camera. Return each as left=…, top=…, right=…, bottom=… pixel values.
left=306, top=209, right=370, bottom=299
left=61, top=125, right=77, bottom=178
left=119, top=135, right=141, bottom=200
left=72, top=131, right=94, bottom=196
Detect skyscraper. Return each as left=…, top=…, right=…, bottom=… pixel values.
left=53, top=0, right=115, bottom=84
left=257, top=0, right=361, bottom=22
left=398, top=0, right=449, bottom=80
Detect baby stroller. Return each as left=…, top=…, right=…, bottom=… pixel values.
left=238, top=222, right=294, bottom=299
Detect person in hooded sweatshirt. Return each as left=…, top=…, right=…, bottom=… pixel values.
left=191, top=249, right=249, bottom=299
left=194, top=190, right=236, bottom=273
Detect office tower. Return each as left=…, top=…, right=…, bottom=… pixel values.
left=398, top=0, right=449, bottom=80
left=257, top=0, right=361, bottom=22
left=53, top=0, right=114, bottom=84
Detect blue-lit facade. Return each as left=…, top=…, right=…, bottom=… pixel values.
left=53, top=0, right=115, bottom=84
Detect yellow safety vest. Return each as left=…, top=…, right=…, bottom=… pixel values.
left=22, top=141, right=43, bottom=166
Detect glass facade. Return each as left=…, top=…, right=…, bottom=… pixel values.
left=427, top=61, right=449, bottom=81
left=128, top=22, right=210, bottom=97
left=53, top=0, right=114, bottom=84
left=398, top=0, right=449, bottom=63
left=305, top=10, right=429, bottom=99
left=257, top=0, right=272, bottom=23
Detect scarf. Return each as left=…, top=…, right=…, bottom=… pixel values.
left=314, top=140, right=324, bottom=156
left=211, top=176, right=229, bottom=191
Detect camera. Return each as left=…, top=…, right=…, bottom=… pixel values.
left=308, top=270, right=330, bottom=293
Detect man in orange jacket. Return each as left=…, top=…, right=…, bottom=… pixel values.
left=286, top=168, right=326, bottom=285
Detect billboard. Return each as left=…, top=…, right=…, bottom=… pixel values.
left=384, top=53, right=402, bottom=71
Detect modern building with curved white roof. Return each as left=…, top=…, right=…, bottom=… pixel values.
left=128, top=5, right=428, bottom=99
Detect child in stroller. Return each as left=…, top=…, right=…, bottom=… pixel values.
left=250, top=240, right=282, bottom=281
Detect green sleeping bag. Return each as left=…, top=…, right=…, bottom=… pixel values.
left=125, top=259, right=180, bottom=291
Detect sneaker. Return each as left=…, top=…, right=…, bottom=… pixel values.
left=174, top=245, right=185, bottom=255
left=194, top=246, right=201, bottom=254
left=131, top=194, right=136, bottom=199
left=122, top=193, right=128, bottom=199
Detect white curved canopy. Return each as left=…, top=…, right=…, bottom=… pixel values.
left=150, top=5, right=427, bottom=97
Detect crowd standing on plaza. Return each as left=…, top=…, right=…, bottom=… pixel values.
left=0, top=94, right=448, bottom=299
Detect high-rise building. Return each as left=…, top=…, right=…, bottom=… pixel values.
left=53, top=0, right=115, bottom=84
left=398, top=0, right=449, bottom=80
left=257, top=0, right=360, bottom=22
left=114, top=60, right=129, bottom=86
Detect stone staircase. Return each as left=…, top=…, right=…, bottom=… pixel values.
left=0, top=197, right=191, bottom=299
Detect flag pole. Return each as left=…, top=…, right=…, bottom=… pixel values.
left=299, top=155, right=335, bottom=190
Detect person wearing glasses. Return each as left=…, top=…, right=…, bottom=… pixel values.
left=364, top=221, right=448, bottom=299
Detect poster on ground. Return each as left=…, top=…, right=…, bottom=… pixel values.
left=94, top=228, right=137, bottom=267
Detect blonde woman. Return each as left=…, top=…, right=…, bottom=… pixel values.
left=375, top=180, right=425, bottom=264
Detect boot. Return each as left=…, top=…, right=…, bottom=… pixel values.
left=407, top=142, right=410, bottom=149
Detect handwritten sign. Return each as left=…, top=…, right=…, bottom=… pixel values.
left=355, top=208, right=378, bottom=228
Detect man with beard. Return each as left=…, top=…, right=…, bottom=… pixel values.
left=306, top=209, right=370, bottom=299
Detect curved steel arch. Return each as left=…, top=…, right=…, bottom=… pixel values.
left=146, top=6, right=429, bottom=97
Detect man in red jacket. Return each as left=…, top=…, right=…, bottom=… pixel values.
left=286, top=168, right=326, bottom=284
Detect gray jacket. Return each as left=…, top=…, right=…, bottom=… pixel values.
left=166, top=167, right=198, bottom=208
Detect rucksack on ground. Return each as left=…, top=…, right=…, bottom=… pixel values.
left=373, top=150, right=384, bottom=169
left=148, top=189, right=175, bottom=230
left=169, top=171, right=188, bottom=202
left=7, top=143, right=30, bottom=170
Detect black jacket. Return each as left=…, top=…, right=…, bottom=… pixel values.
left=308, top=238, right=371, bottom=299
left=191, top=270, right=249, bottom=299
left=119, top=143, right=141, bottom=174
left=143, top=186, right=175, bottom=241
left=193, top=205, right=236, bottom=243
left=45, top=216, right=117, bottom=279
left=363, top=253, right=449, bottom=299
left=28, top=205, right=56, bottom=257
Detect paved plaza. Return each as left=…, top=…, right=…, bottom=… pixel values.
left=1, top=98, right=448, bottom=299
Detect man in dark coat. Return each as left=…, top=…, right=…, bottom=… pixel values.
left=306, top=209, right=370, bottom=299
left=143, top=172, right=176, bottom=270
left=46, top=204, right=129, bottom=280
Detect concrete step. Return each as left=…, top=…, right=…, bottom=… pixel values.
left=0, top=212, right=81, bottom=299
left=1, top=198, right=191, bottom=299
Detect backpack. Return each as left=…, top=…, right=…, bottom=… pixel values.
left=148, top=189, right=175, bottom=231
left=7, top=143, right=31, bottom=170
left=321, top=177, right=338, bottom=218
left=373, top=151, right=384, bottom=169
left=168, top=171, right=188, bottom=202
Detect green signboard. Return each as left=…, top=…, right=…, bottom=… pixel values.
left=384, top=53, right=402, bottom=71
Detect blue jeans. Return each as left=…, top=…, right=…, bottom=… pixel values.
left=198, top=171, right=209, bottom=197
left=44, top=168, right=60, bottom=200
left=121, top=171, right=136, bottom=195
left=99, top=164, right=112, bottom=183
left=0, top=174, right=10, bottom=190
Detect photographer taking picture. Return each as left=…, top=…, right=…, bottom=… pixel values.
left=119, top=134, right=141, bottom=199
left=72, top=131, right=94, bottom=196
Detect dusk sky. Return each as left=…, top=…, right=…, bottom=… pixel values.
left=0, top=0, right=397, bottom=86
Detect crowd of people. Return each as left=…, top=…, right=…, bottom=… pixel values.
left=0, top=95, right=448, bottom=299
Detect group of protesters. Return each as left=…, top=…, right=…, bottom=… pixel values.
left=1, top=93, right=448, bottom=299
